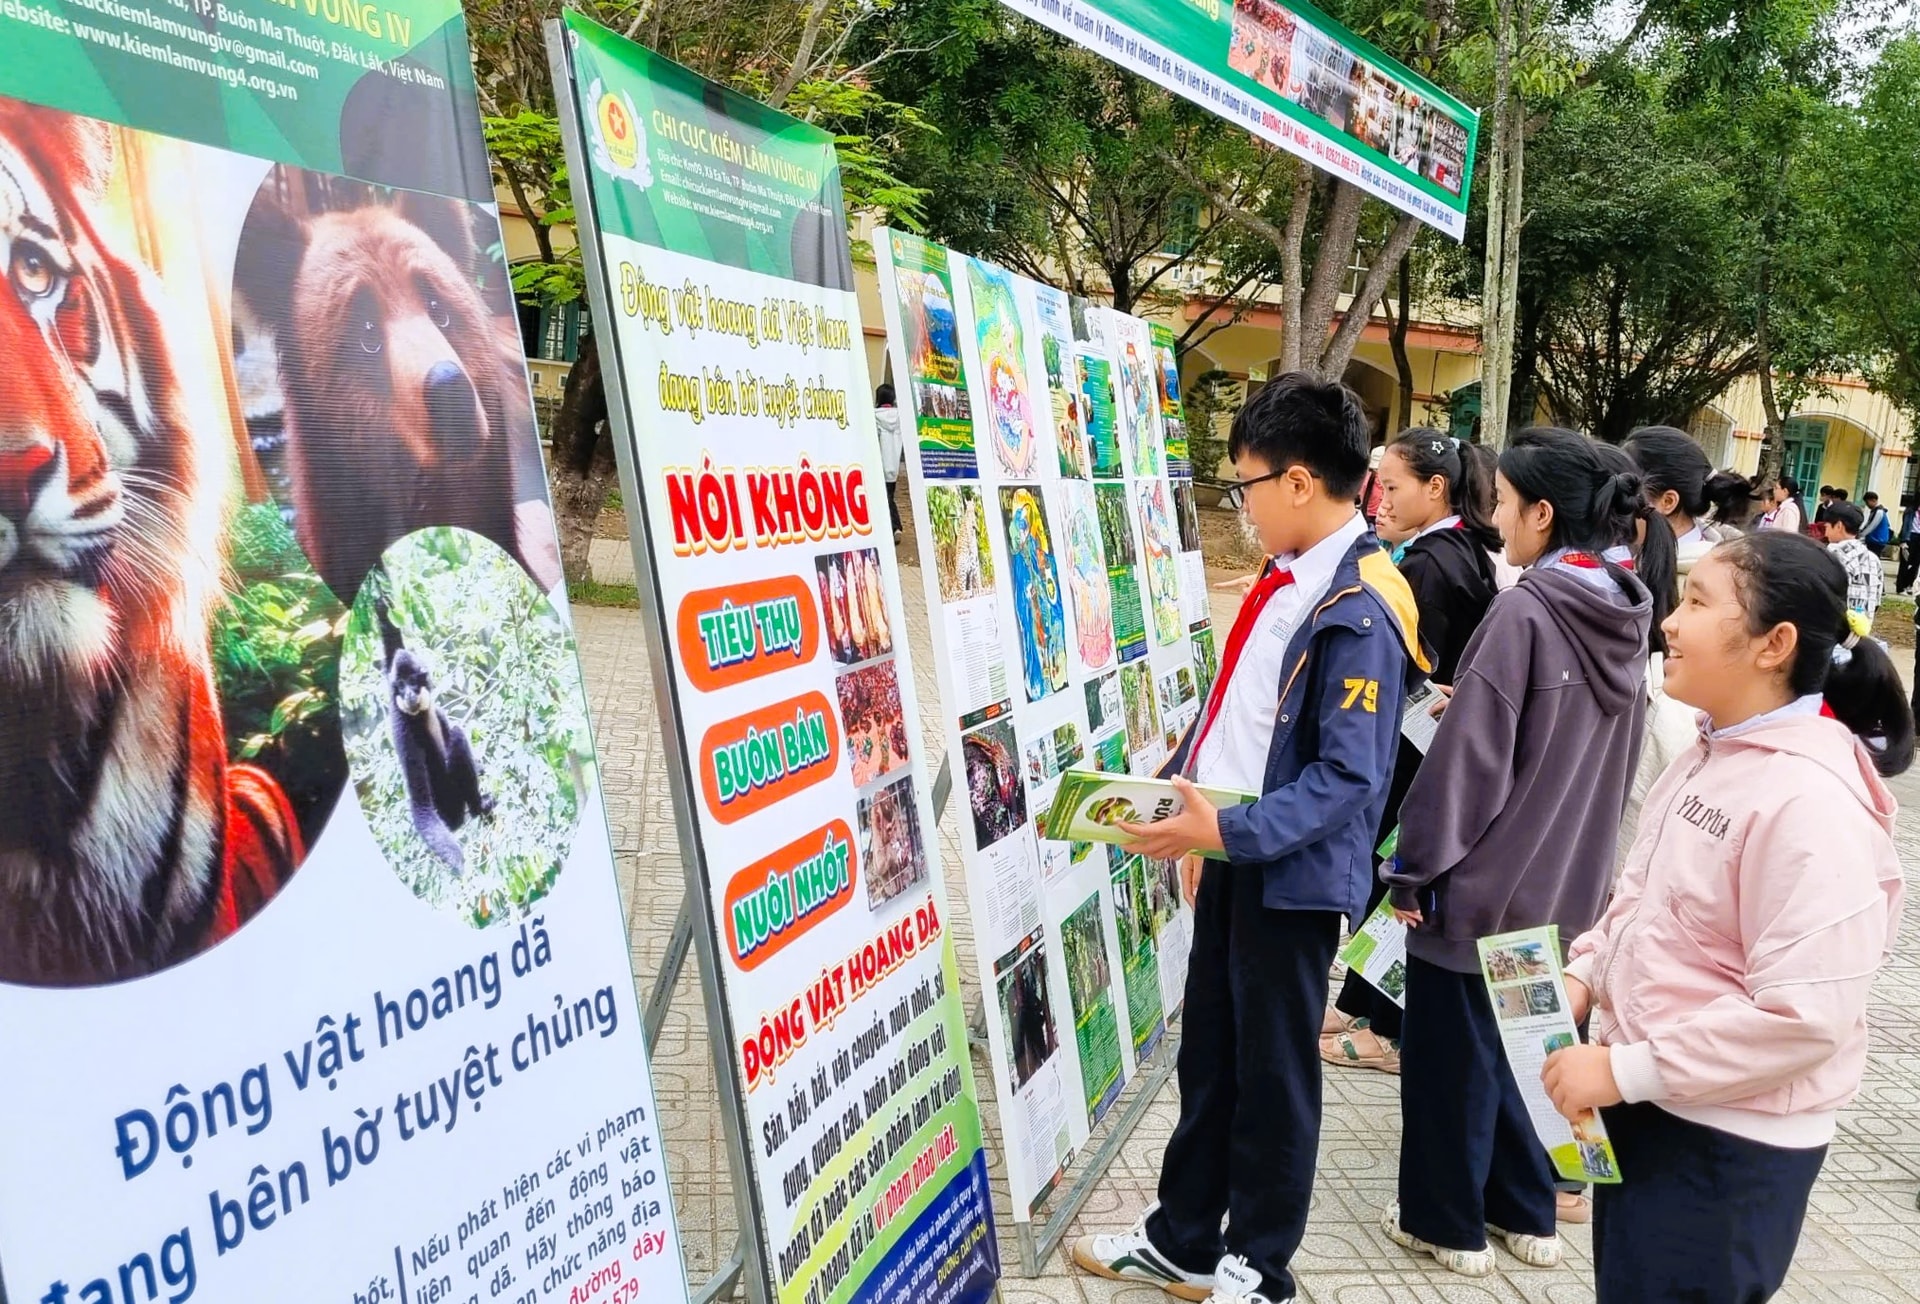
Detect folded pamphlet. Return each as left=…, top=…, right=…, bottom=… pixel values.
left=1402, top=680, right=1443, bottom=753
left=1475, top=925, right=1623, bottom=1185
left=1043, top=770, right=1257, bottom=861
left=1339, top=896, right=1408, bottom=1008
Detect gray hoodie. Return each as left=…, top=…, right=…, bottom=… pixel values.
left=1386, top=563, right=1652, bottom=971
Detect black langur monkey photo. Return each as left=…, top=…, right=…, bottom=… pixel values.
left=375, top=598, right=494, bottom=873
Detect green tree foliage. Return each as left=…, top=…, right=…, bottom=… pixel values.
left=1517, top=67, right=1759, bottom=441
left=1828, top=36, right=1920, bottom=421
left=211, top=504, right=349, bottom=846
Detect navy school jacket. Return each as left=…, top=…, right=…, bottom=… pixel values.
left=1163, top=534, right=1426, bottom=920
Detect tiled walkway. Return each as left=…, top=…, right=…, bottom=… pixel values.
left=574, top=550, right=1920, bottom=1303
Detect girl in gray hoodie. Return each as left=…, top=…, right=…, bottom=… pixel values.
left=1381, top=427, right=1653, bottom=1277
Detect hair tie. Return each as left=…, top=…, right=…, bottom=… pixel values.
left=1844, top=610, right=1872, bottom=644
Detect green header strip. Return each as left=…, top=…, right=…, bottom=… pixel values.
left=0, top=0, right=491, bottom=199
left=560, top=10, right=851, bottom=287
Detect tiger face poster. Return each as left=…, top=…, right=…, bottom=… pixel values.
left=0, top=7, right=686, bottom=1303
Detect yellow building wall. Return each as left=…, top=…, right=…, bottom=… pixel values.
left=1704, top=375, right=1913, bottom=502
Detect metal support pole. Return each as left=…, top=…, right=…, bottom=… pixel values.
left=1017, top=1033, right=1182, bottom=1276
left=644, top=893, right=695, bottom=1054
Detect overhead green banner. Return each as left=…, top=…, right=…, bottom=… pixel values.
left=996, top=0, right=1478, bottom=239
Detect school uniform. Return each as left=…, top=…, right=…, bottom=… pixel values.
left=1142, top=513, right=1424, bottom=1300
left=1384, top=550, right=1651, bottom=1253
left=1332, top=517, right=1497, bottom=1039
left=1568, top=701, right=1902, bottom=1302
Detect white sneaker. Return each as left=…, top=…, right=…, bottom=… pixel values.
left=1381, top=1199, right=1494, bottom=1277
left=1206, top=1253, right=1292, bottom=1303
left=1070, top=1204, right=1215, bottom=1301
left=1488, top=1223, right=1564, bottom=1267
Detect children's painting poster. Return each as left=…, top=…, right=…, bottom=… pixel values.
left=1001, top=486, right=1071, bottom=702
left=0, top=4, right=697, bottom=1302
left=877, top=230, right=1212, bottom=1221
left=886, top=230, right=978, bottom=479
left=558, top=23, right=996, bottom=1304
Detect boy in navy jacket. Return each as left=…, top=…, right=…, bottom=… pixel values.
left=1073, top=374, right=1423, bottom=1304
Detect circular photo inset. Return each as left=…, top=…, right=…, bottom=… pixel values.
left=340, top=528, right=594, bottom=927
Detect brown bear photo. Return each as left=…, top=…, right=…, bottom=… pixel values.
left=229, top=166, right=562, bottom=603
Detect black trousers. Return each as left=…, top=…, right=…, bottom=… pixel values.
left=1147, top=862, right=1340, bottom=1300
left=1397, top=955, right=1557, bottom=1249
left=1594, top=1102, right=1825, bottom=1303
left=1898, top=541, right=1920, bottom=593
left=886, top=477, right=902, bottom=536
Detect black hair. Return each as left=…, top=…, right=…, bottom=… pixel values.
left=1592, top=440, right=1678, bottom=654
left=1623, top=426, right=1714, bottom=520
left=1497, top=427, right=1648, bottom=555
left=1702, top=471, right=1759, bottom=526
left=1716, top=532, right=1914, bottom=775
left=1835, top=488, right=1850, bottom=502
left=1828, top=500, right=1865, bottom=536
left=1865, top=491, right=1881, bottom=505
left=875, top=382, right=896, bottom=406
left=1227, top=371, right=1370, bottom=498
left=1385, top=427, right=1502, bottom=552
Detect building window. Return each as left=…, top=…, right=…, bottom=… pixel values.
left=518, top=299, right=591, bottom=363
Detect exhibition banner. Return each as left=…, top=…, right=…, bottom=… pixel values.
left=0, top=4, right=685, bottom=1304
left=876, top=229, right=1219, bottom=1217
left=553, top=16, right=998, bottom=1304
left=994, top=0, right=1478, bottom=239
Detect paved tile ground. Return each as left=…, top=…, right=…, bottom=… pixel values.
left=573, top=532, right=1920, bottom=1303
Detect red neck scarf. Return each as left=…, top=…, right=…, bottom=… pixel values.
left=1189, top=561, right=1296, bottom=762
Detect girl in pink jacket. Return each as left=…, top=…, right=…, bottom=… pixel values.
left=1543, top=530, right=1912, bottom=1303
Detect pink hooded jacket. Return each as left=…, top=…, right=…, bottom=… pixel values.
left=1565, top=708, right=1904, bottom=1149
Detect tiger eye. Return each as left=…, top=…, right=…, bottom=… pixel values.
left=10, top=242, right=55, bottom=299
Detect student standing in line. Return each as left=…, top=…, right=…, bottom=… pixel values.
left=1544, top=532, right=1911, bottom=1304
left=1322, top=429, right=1500, bottom=1074
left=1073, top=373, right=1423, bottom=1304
left=1823, top=501, right=1886, bottom=622
left=1760, top=476, right=1806, bottom=535
left=1379, top=428, right=1652, bottom=1278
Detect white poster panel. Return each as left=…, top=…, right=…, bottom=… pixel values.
left=876, top=229, right=1211, bottom=1218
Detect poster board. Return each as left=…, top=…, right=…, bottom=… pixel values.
left=875, top=229, right=1218, bottom=1219
left=550, top=17, right=998, bottom=1304
left=993, top=0, right=1479, bottom=239
left=0, top=4, right=687, bottom=1303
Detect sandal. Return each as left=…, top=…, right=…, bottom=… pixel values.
left=1320, top=1022, right=1400, bottom=1073
left=1321, top=1008, right=1357, bottom=1036
left=1555, top=1191, right=1592, bottom=1224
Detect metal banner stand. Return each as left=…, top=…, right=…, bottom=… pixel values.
left=638, top=753, right=1182, bottom=1284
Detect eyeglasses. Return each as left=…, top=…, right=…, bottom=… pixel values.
left=1227, top=467, right=1313, bottom=491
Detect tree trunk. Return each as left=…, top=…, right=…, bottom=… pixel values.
left=1300, top=179, right=1364, bottom=361
left=1319, top=213, right=1419, bottom=380
left=1389, top=255, right=1415, bottom=431
left=548, top=331, right=616, bottom=586
left=1479, top=0, right=1517, bottom=446
left=1277, top=167, right=1315, bottom=375
left=1754, top=254, right=1788, bottom=488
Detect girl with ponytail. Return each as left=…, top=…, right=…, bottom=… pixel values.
left=1322, top=430, right=1501, bottom=1072
left=1380, top=428, right=1654, bottom=1276
left=1545, top=531, right=1909, bottom=1303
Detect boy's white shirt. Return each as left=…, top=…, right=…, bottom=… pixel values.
left=1192, top=511, right=1368, bottom=791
